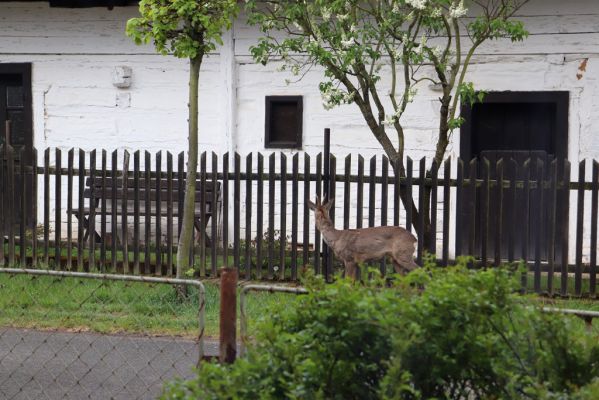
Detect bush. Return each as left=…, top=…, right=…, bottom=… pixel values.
left=161, top=263, right=599, bottom=399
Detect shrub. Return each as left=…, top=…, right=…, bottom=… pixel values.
left=161, top=263, right=599, bottom=399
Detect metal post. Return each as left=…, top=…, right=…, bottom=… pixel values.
left=323, top=128, right=331, bottom=281
left=219, top=267, right=237, bottom=363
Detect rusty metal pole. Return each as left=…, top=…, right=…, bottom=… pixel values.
left=219, top=267, right=237, bottom=363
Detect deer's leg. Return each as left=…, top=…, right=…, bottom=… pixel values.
left=344, top=261, right=359, bottom=280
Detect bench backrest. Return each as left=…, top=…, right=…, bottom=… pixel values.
left=83, top=176, right=221, bottom=204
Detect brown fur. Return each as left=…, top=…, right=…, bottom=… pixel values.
left=308, top=197, right=419, bottom=279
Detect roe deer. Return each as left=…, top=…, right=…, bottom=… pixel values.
left=308, top=197, right=419, bottom=279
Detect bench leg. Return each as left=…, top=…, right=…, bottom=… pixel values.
left=194, top=217, right=212, bottom=248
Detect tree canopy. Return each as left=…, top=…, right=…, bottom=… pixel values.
left=247, top=0, right=529, bottom=170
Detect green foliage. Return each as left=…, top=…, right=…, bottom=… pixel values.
left=126, top=0, right=239, bottom=59
left=161, top=262, right=599, bottom=399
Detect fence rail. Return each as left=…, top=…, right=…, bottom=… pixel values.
left=1, top=143, right=598, bottom=296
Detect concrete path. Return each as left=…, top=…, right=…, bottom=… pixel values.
left=0, top=327, right=218, bottom=400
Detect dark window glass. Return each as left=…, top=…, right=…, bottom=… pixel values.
left=265, top=96, right=302, bottom=149
left=7, top=85, right=23, bottom=108
left=7, top=110, right=25, bottom=145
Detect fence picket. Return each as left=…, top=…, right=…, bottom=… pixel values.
left=244, top=153, right=253, bottom=280
left=280, top=153, right=287, bottom=280
left=256, top=153, right=264, bottom=279
left=120, top=151, right=130, bottom=274
left=534, top=159, right=544, bottom=293
left=417, top=157, right=425, bottom=265
left=481, top=158, right=490, bottom=267
left=155, top=151, right=162, bottom=275
left=222, top=153, right=230, bottom=269
left=234, top=153, right=241, bottom=272
left=6, top=145, right=14, bottom=267
left=561, top=160, right=571, bottom=296
left=508, top=159, right=518, bottom=263
left=381, top=156, right=388, bottom=274
left=494, top=159, right=503, bottom=267
left=590, top=160, right=598, bottom=296
left=32, top=148, right=39, bottom=268
left=328, top=154, right=336, bottom=281
left=111, top=150, right=118, bottom=273
left=133, top=151, right=140, bottom=274
left=19, top=147, right=26, bottom=267
left=468, top=159, right=477, bottom=260
left=455, top=158, right=464, bottom=258
left=314, top=153, right=322, bottom=274
left=166, top=152, right=173, bottom=276
left=406, top=158, right=413, bottom=234
left=548, top=159, right=558, bottom=294
left=430, top=160, right=438, bottom=258
left=54, top=148, right=62, bottom=270
left=291, top=153, right=299, bottom=280
left=200, top=152, right=207, bottom=277
left=88, top=150, right=96, bottom=272
left=78, top=149, right=86, bottom=271
left=144, top=151, right=151, bottom=275
left=302, top=154, right=310, bottom=272
left=521, top=159, right=531, bottom=293
left=101, top=150, right=108, bottom=272
left=268, top=153, right=275, bottom=279
left=442, top=159, right=451, bottom=266
left=344, top=155, right=351, bottom=230
left=67, top=148, right=74, bottom=270
left=211, top=152, right=218, bottom=276
left=357, top=155, right=364, bottom=229
left=575, top=160, right=585, bottom=295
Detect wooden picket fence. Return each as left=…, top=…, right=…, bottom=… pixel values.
left=0, top=143, right=598, bottom=297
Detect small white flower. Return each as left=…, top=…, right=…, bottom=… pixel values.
left=449, top=1, right=468, bottom=18
left=341, top=37, right=356, bottom=48
left=406, top=0, right=427, bottom=10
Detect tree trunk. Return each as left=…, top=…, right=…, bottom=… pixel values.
left=176, top=55, right=203, bottom=284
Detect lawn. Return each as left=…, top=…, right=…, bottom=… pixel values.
left=0, top=273, right=300, bottom=338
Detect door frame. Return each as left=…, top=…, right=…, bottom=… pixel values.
left=459, top=91, right=569, bottom=161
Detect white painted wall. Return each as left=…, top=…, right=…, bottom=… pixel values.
left=1, top=1, right=598, bottom=262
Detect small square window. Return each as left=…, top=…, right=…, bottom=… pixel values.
left=265, top=96, right=303, bottom=149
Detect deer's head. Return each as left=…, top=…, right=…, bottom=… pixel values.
left=307, top=196, right=334, bottom=226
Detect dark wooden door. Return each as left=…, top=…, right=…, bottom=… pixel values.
left=0, top=64, right=33, bottom=230
left=459, top=92, right=569, bottom=262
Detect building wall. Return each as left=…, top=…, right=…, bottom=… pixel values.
left=1, top=1, right=599, bottom=260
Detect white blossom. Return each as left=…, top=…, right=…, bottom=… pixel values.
left=449, top=1, right=468, bottom=18
left=406, top=0, right=427, bottom=10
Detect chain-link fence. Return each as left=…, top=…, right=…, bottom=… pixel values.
left=239, top=284, right=308, bottom=357
left=0, top=268, right=205, bottom=400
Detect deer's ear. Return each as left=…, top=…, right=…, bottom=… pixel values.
left=324, top=198, right=334, bottom=211
left=307, top=200, right=317, bottom=210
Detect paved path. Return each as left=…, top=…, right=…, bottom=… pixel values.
left=0, top=328, right=219, bottom=400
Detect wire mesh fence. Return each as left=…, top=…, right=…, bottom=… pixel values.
left=0, top=268, right=205, bottom=400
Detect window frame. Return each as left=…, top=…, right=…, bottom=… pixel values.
left=264, top=95, right=303, bottom=149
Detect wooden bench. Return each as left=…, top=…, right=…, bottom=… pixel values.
left=68, top=176, right=221, bottom=247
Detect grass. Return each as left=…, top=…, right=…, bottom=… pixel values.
left=3, top=243, right=313, bottom=280
left=0, top=273, right=301, bottom=339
